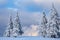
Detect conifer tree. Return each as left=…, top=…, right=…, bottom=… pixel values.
left=47, top=3, right=60, bottom=38
left=4, top=15, right=13, bottom=37
left=39, top=12, right=48, bottom=37
left=13, top=12, right=24, bottom=37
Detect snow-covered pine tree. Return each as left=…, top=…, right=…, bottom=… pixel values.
left=47, top=3, right=60, bottom=38
left=39, top=12, right=48, bottom=37
left=4, top=15, right=13, bottom=37
left=13, top=12, right=24, bottom=37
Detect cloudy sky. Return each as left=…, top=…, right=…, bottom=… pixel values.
left=0, top=0, right=60, bottom=37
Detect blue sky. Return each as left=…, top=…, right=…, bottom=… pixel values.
left=0, top=0, right=60, bottom=12
left=0, top=0, right=14, bottom=8
left=0, top=0, right=50, bottom=12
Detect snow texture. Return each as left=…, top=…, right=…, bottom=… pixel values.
left=0, top=37, right=60, bottom=40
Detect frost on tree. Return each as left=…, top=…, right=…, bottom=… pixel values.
left=39, top=12, right=48, bottom=37
left=47, top=3, right=60, bottom=38
left=4, top=16, right=13, bottom=37
left=13, top=12, right=24, bottom=37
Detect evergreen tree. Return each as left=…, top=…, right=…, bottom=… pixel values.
left=4, top=15, right=13, bottom=37
left=13, top=12, right=24, bottom=37
left=39, top=12, right=48, bottom=37
left=47, top=3, right=60, bottom=38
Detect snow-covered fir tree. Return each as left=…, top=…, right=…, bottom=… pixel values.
left=13, top=12, right=24, bottom=37
left=39, top=12, right=48, bottom=37
left=4, top=15, right=13, bottom=37
left=47, top=3, right=60, bottom=38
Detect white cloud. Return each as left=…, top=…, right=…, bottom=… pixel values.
left=13, top=0, right=60, bottom=10
left=20, top=11, right=42, bottom=26
left=22, top=25, right=39, bottom=36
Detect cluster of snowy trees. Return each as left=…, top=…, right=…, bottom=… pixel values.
left=4, top=12, right=24, bottom=37
left=3, top=3, right=60, bottom=38
left=39, top=4, right=60, bottom=38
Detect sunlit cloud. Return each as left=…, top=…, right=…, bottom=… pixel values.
left=22, top=25, right=39, bottom=36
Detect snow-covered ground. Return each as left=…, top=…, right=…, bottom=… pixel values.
left=0, top=36, right=60, bottom=40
